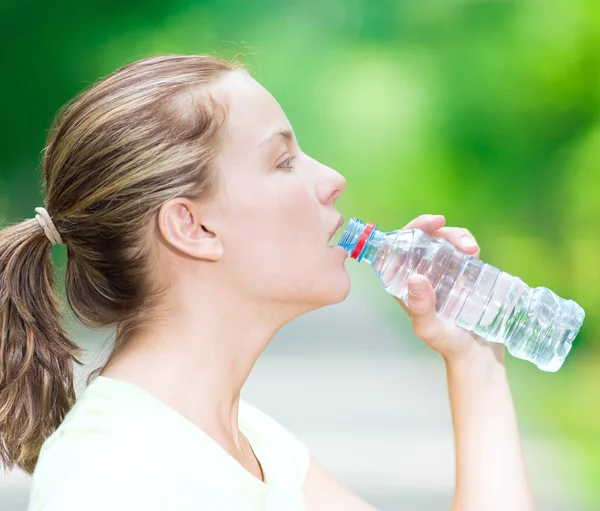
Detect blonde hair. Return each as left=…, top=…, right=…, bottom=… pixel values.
left=0, top=55, right=240, bottom=474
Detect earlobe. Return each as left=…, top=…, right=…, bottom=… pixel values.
left=158, top=199, right=224, bottom=262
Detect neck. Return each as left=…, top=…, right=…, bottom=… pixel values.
left=101, top=282, right=293, bottom=449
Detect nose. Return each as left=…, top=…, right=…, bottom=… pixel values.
left=315, top=161, right=346, bottom=206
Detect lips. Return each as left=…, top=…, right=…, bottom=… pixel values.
left=329, top=216, right=345, bottom=242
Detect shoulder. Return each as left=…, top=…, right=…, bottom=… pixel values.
left=29, top=429, right=171, bottom=511
left=238, top=400, right=296, bottom=436
left=238, top=402, right=378, bottom=510
left=238, top=400, right=306, bottom=450
left=29, top=382, right=177, bottom=510
left=239, top=400, right=310, bottom=483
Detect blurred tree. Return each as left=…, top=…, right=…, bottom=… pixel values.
left=1, top=0, right=599, bottom=495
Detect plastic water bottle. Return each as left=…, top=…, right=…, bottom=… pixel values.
left=338, top=218, right=585, bottom=371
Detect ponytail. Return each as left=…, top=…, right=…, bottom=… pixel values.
left=0, top=217, right=81, bottom=474
left=0, top=54, right=240, bottom=474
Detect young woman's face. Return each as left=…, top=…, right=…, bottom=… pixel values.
left=211, top=71, right=350, bottom=310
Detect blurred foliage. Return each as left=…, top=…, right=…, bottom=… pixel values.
left=1, top=0, right=598, bottom=501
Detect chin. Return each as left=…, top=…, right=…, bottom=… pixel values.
left=323, top=272, right=351, bottom=306
left=294, top=264, right=351, bottom=310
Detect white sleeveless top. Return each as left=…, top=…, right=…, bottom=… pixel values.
left=28, top=376, right=309, bottom=510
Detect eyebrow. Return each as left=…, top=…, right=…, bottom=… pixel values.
left=258, top=128, right=295, bottom=148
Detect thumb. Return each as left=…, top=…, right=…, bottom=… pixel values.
left=407, top=275, right=441, bottom=342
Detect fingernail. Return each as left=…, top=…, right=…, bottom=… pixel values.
left=409, top=280, right=427, bottom=296
left=461, top=236, right=478, bottom=249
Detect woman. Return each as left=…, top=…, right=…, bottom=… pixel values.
left=0, top=55, right=535, bottom=510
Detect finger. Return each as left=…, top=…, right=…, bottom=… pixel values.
left=430, top=227, right=480, bottom=258
left=403, top=214, right=446, bottom=232
left=406, top=275, right=443, bottom=342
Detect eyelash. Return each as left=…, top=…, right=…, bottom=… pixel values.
left=276, top=156, right=296, bottom=170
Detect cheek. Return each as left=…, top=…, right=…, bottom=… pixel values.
left=235, top=177, right=319, bottom=249
left=272, top=194, right=321, bottom=253
left=223, top=180, right=323, bottom=292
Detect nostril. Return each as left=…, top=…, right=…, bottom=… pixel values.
left=329, top=189, right=342, bottom=203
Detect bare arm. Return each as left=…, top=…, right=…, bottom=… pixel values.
left=446, top=350, right=535, bottom=511
left=400, top=215, right=535, bottom=511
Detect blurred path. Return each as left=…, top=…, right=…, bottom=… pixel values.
left=1, top=272, right=594, bottom=510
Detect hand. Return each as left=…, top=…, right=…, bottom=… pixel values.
left=394, top=214, right=505, bottom=367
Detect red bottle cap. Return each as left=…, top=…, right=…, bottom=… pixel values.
left=350, top=222, right=376, bottom=259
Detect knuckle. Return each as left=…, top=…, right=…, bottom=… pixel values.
left=462, top=228, right=476, bottom=240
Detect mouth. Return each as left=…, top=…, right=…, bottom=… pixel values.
left=328, top=216, right=345, bottom=245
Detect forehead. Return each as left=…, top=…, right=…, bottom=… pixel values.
left=215, top=71, right=289, bottom=147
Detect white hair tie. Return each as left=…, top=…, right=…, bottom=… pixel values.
left=34, top=207, right=64, bottom=245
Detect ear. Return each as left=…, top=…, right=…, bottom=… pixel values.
left=157, top=197, right=224, bottom=261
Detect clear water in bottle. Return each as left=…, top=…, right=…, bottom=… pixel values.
left=338, top=217, right=585, bottom=372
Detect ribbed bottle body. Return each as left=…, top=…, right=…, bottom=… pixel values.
left=338, top=219, right=584, bottom=371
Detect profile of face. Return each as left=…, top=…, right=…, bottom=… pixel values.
left=160, top=71, right=350, bottom=316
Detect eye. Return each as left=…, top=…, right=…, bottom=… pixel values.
left=276, top=156, right=296, bottom=170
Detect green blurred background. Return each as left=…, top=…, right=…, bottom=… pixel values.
left=1, top=0, right=598, bottom=507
